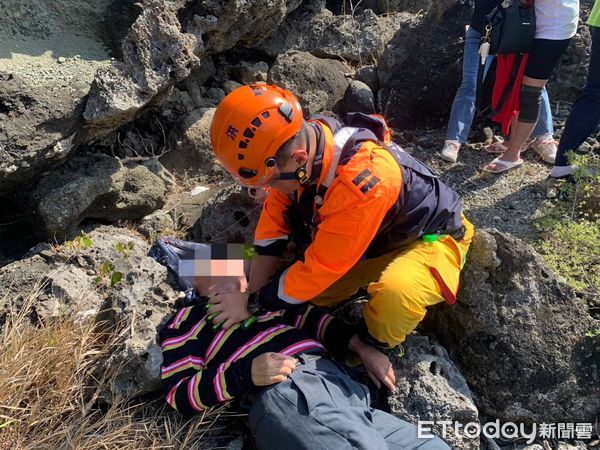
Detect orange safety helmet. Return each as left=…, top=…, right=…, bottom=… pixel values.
left=210, top=84, right=304, bottom=187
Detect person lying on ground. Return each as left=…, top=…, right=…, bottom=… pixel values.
left=152, top=239, right=450, bottom=450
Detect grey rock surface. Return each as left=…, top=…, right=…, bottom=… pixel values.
left=184, top=58, right=218, bottom=106
left=193, top=184, right=260, bottom=244
left=161, top=108, right=221, bottom=180
left=426, top=230, right=600, bottom=423
left=514, top=443, right=589, bottom=450
left=182, top=0, right=302, bottom=54
left=361, top=0, right=451, bottom=15
left=0, top=225, right=177, bottom=397
left=555, top=442, right=590, bottom=450
left=377, top=0, right=470, bottom=128
left=355, top=65, right=380, bottom=93
left=0, top=74, right=87, bottom=193
left=259, top=8, right=403, bottom=64
left=138, top=210, right=175, bottom=239
left=161, top=185, right=219, bottom=236
left=268, top=51, right=350, bottom=115
left=223, top=80, right=244, bottom=94
left=83, top=0, right=202, bottom=132
left=390, top=335, right=480, bottom=450
left=0, top=252, right=60, bottom=324
left=0, top=0, right=137, bottom=47
left=32, top=153, right=167, bottom=240
left=343, top=80, right=376, bottom=114
left=84, top=0, right=303, bottom=136
left=234, top=60, right=269, bottom=83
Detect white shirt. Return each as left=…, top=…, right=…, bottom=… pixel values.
left=535, top=0, right=580, bottom=40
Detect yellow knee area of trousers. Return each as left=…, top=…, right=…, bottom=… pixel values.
left=313, top=216, right=476, bottom=346
left=363, top=253, right=443, bottom=347
left=364, top=281, right=428, bottom=347
left=361, top=224, right=475, bottom=348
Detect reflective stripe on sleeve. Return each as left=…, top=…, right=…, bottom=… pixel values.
left=254, top=235, right=289, bottom=247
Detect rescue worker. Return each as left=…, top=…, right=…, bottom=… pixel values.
left=206, top=84, right=475, bottom=356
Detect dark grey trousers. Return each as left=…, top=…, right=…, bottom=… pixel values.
left=248, top=357, right=450, bottom=450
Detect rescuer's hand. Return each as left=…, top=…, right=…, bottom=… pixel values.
left=251, top=352, right=297, bottom=386
left=349, top=334, right=397, bottom=392
left=207, top=292, right=251, bottom=329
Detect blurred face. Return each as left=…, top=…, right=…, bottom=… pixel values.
left=193, top=259, right=248, bottom=296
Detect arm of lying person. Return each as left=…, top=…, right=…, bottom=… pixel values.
left=166, top=356, right=254, bottom=414
left=283, top=305, right=356, bottom=360
left=250, top=352, right=298, bottom=386
left=283, top=306, right=396, bottom=392
left=348, top=334, right=396, bottom=392
left=166, top=351, right=297, bottom=415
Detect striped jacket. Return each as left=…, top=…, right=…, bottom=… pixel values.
left=159, top=302, right=355, bottom=415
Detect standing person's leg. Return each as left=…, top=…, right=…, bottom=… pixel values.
left=528, top=87, right=559, bottom=164
left=552, top=26, right=600, bottom=177
left=440, top=27, right=486, bottom=162
left=486, top=87, right=554, bottom=154
left=484, top=38, right=572, bottom=173
left=532, top=88, right=554, bottom=138
left=529, top=86, right=558, bottom=164
left=370, top=409, right=451, bottom=450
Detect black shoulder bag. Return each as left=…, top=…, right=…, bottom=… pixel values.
left=486, top=0, right=536, bottom=55
left=476, top=0, right=536, bottom=116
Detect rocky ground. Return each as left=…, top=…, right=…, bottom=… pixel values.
left=400, top=108, right=584, bottom=239
left=0, top=0, right=598, bottom=449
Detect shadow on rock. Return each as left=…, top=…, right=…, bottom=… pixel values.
left=424, top=229, right=600, bottom=423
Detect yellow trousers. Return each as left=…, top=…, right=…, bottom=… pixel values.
left=312, top=217, right=475, bottom=347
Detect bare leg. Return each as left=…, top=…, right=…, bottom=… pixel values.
left=485, top=76, right=548, bottom=171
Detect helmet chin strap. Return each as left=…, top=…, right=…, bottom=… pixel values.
left=277, top=127, right=312, bottom=186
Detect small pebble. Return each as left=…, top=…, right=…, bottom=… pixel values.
left=579, top=141, right=592, bottom=153
left=57, top=57, right=66, bottom=64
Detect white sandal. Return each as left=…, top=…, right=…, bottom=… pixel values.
left=483, top=157, right=524, bottom=174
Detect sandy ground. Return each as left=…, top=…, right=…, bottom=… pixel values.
left=0, top=33, right=112, bottom=86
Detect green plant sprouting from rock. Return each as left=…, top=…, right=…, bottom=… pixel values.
left=94, top=262, right=123, bottom=288
left=93, top=241, right=135, bottom=289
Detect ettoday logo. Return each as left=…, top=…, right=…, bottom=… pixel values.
left=418, top=420, right=594, bottom=444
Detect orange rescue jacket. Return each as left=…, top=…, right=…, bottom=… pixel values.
left=254, top=114, right=464, bottom=310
